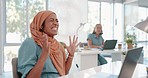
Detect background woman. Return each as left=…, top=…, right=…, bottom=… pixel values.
left=87, top=24, right=107, bottom=65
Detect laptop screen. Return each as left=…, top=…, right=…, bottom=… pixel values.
left=89, top=47, right=144, bottom=78
left=118, top=47, right=143, bottom=78
left=103, top=40, right=117, bottom=50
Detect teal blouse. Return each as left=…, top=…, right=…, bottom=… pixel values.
left=87, top=34, right=104, bottom=46
left=17, top=38, right=60, bottom=78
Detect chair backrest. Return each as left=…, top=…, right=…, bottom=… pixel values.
left=11, top=57, right=22, bottom=78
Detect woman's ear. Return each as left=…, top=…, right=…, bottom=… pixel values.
left=40, top=21, right=45, bottom=32
left=39, top=26, right=44, bottom=32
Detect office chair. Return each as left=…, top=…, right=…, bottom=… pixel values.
left=11, top=57, right=22, bottom=78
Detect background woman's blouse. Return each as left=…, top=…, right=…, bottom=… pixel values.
left=17, top=38, right=60, bottom=78
left=87, top=34, right=104, bottom=46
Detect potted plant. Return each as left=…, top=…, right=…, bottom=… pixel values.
left=126, top=39, right=133, bottom=49
left=125, top=32, right=136, bottom=49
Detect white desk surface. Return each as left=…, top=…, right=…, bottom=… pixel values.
left=76, top=48, right=127, bottom=55
left=74, top=48, right=144, bottom=70
left=60, top=61, right=147, bottom=78
left=74, top=48, right=129, bottom=70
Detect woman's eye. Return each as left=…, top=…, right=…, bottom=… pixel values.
left=49, top=19, right=54, bottom=22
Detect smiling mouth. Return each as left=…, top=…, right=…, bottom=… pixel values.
left=51, top=27, right=58, bottom=32
left=52, top=27, right=57, bottom=30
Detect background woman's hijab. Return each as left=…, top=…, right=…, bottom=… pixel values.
left=30, top=10, right=66, bottom=76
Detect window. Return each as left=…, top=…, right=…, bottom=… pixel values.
left=88, top=1, right=100, bottom=30
left=6, top=0, right=27, bottom=43
left=88, top=1, right=123, bottom=42
left=4, top=0, right=46, bottom=72
left=101, top=2, right=112, bottom=40
left=6, top=0, right=46, bottom=44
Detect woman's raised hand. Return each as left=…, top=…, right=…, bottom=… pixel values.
left=66, top=35, right=80, bottom=57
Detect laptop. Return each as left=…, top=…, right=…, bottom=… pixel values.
left=90, top=47, right=143, bottom=78
left=103, top=40, right=117, bottom=50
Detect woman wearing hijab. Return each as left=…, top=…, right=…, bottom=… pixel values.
left=87, top=24, right=107, bottom=65
left=17, top=10, right=80, bottom=78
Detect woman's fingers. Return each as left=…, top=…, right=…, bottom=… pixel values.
left=74, top=36, right=78, bottom=44
left=67, top=35, right=80, bottom=56
left=76, top=42, right=81, bottom=48
left=68, top=35, right=80, bottom=49
left=40, top=34, right=51, bottom=53
left=73, top=35, right=75, bottom=43
left=41, top=34, right=48, bottom=46
left=69, top=35, right=78, bottom=44
left=69, top=36, right=72, bottom=45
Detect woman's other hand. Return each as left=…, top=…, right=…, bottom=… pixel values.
left=101, top=45, right=104, bottom=48
left=40, top=34, right=51, bottom=55
left=66, top=35, right=80, bottom=57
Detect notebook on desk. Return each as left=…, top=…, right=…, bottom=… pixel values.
left=103, top=40, right=117, bottom=50
left=90, top=47, right=143, bottom=78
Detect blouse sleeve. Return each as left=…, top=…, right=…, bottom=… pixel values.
left=17, top=38, right=38, bottom=78
left=87, top=34, right=92, bottom=41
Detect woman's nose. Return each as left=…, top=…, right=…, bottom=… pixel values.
left=53, top=20, right=58, bottom=25
left=53, top=21, right=59, bottom=27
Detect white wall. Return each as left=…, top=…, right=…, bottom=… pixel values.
left=48, top=0, right=88, bottom=44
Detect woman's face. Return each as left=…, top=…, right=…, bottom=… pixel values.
left=95, top=25, right=102, bottom=35
left=43, top=13, right=59, bottom=37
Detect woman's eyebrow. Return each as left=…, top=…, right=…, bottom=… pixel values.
left=49, top=18, right=58, bottom=20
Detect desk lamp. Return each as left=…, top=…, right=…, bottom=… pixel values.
left=134, top=17, right=148, bottom=33
left=76, top=23, right=86, bottom=36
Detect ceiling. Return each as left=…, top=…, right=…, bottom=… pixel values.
left=89, top=0, right=148, bottom=8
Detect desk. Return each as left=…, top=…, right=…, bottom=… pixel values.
left=60, top=61, right=147, bottom=78
left=75, top=48, right=126, bottom=70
